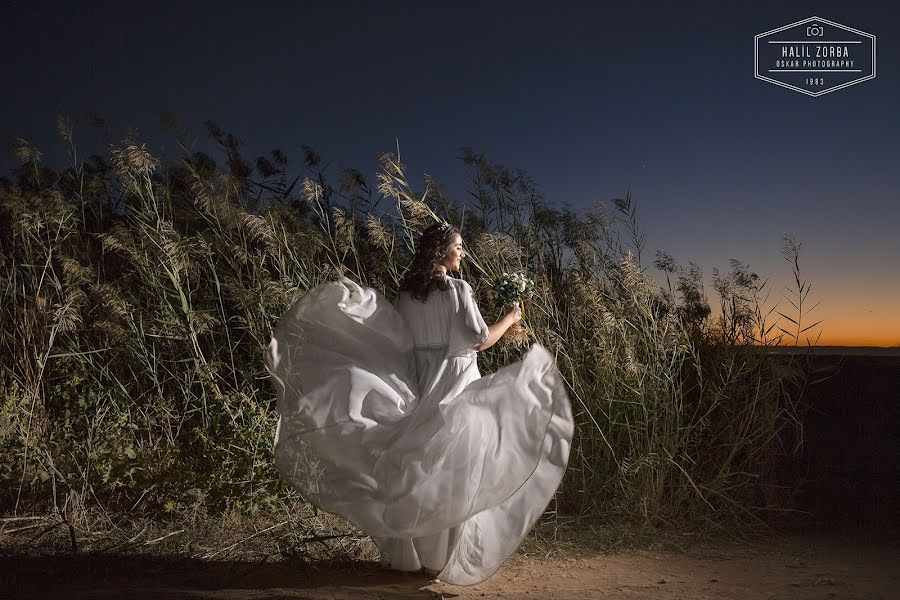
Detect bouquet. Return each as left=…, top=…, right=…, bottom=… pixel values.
left=493, top=271, right=534, bottom=309
left=492, top=272, right=535, bottom=343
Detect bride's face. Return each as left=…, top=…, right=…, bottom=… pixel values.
left=439, top=233, right=465, bottom=271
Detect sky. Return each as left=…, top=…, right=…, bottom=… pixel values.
left=2, top=1, right=898, bottom=346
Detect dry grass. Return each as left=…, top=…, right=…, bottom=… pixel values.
left=0, top=119, right=821, bottom=559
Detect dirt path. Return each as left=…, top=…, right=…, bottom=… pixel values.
left=3, top=532, right=897, bottom=599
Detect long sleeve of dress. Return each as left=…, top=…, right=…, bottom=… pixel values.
left=447, top=279, right=490, bottom=356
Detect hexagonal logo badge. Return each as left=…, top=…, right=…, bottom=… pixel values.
left=755, top=16, right=876, bottom=96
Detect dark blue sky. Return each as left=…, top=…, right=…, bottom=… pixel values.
left=3, top=1, right=898, bottom=344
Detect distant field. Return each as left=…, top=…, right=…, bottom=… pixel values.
left=768, top=348, right=899, bottom=536
left=761, top=345, right=900, bottom=357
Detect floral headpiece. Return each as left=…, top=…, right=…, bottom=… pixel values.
left=435, top=221, right=452, bottom=236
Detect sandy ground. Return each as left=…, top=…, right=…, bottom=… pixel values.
left=2, top=531, right=897, bottom=599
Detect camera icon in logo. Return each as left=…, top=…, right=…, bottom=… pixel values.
left=806, top=24, right=824, bottom=36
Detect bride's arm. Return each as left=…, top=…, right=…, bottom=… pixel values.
left=474, top=304, right=522, bottom=352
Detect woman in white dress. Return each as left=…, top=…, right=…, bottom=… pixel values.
left=265, top=221, right=574, bottom=585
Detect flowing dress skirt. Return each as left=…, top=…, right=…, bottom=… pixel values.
left=265, top=277, right=573, bottom=585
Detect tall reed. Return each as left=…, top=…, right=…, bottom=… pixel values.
left=0, top=119, right=817, bottom=546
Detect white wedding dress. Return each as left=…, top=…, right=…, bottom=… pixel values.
left=265, top=275, right=573, bottom=585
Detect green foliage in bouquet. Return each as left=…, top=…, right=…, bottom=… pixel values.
left=492, top=271, right=535, bottom=309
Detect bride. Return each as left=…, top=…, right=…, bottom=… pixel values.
left=265, top=221, right=574, bottom=585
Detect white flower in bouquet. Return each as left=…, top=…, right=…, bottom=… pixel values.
left=492, top=271, right=535, bottom=318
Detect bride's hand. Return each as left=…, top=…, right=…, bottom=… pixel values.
left=502, top=303, right=522, bottom=323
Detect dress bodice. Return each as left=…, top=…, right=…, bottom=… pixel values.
left=393, top=276, right=490, bottom=355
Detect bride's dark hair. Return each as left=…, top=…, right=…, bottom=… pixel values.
left=399, top=221, right=461, bottom=302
